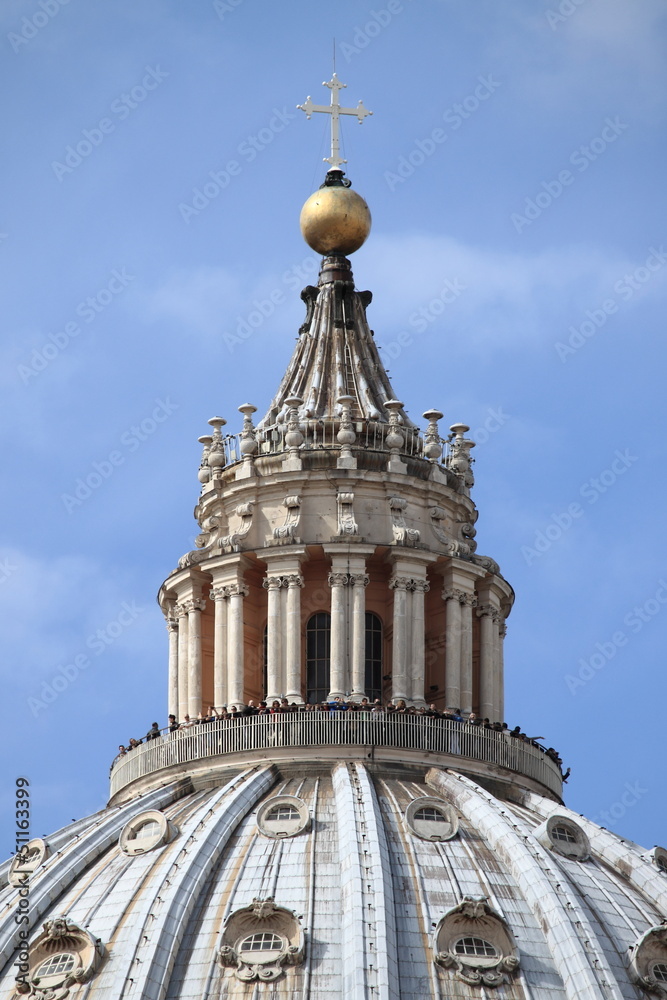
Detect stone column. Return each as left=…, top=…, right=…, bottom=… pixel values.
left=497, top=620, right=507, bottom=724
left=285, top=574, right=304, bottom=703
left=166, top=616, right=179, bottom=720
left=350, top=573, right=370, bottom=700
left=186, top=597, right=206, bottom=718
left=176, top=604, right=189, bottom=721
left=227, top=583, right=248, bottom=708
left=209, top=586, right=228, bottom=710
left=328, top=572, right=349, bottom=699
left=459, top=592, right=476, bottom=715
left=263, top=575, right=284, bottom=702
left=477, top=604, right=497, bottom=722
left=442, top=589, right=463, bottom=710
left=389, top=576, right=409, bottom=704
left=410, top=580, right=429, bottom=708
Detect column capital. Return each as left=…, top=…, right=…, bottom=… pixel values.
left=226, top=583, right=249, bottom=598
left=477, top=603, right=500, bottom=622
left=284, top=573, right=304, bottom=588
left=389, top=575, right=411, bottom=591
left=180, top=597, right=206, bottom=615
left=263, top=575, right=285, bottom=591
left=411, top=579, right=430, bottom=594
left=209, top=585, right=230, bottom=601
left=349, top=573, right=369, bottom=587
left=328, top=571, right=350, bottom=587
left=174, top=602, right=189, bottom=619
left=442, top=587, right=476, bottom=606
left=165, top=618, right=179, bottom=633
left=499, top=621, right=508, bottom=637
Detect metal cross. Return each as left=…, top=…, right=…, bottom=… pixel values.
left=297, top=73, right=373, bottom=171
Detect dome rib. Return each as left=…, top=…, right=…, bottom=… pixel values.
left=123, top=766, right=274, bottom=1000
left=332, top=763, right=399, bottom=1000
left=427, top=768, right=624, bottom=1000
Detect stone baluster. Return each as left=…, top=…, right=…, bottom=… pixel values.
left=283, top=396, right=304, bottom=472
left=337, top=394, right=357, bottom=470
left=197, top=435, right=213, bottom=485
left=227, top=583, right=248, bottom=708
left=385, top=399, right=407, bottom=474
left=237, top=403, right=258, bottom=479
left=263, top=576, right=284, bottom=702
left=410, top=580, right=429, bottom=707
left=389, top=576, right=410, bottom=703
left=207, top=417, right=227, bottom=476
left=422, top=409, right=444, bottom=463
left=285, top=574, right=305, bottom=703
left=209, top=586, right=229, bottom=710
left=328, top=572, right=349, bottom=699
left=350, top=573, right=370, bottom=700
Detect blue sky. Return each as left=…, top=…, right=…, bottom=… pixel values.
left=1, top=0, right=665, bottom=854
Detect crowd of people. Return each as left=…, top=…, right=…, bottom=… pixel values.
left=114, top=698, right=568, bottom=778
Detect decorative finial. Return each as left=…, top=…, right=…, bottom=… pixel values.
left=297, top=73, right=372, bottom=172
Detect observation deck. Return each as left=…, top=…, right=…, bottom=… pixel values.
left=108, top=715, right=563, bottom=804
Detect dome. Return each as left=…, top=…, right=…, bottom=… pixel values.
left=2, top=758, right=666, bottom=998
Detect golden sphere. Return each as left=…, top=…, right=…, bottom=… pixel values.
left=300, top=184, right=371, bottom=255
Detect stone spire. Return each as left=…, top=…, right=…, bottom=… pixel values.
left=259, top=254, right=416, bottom=427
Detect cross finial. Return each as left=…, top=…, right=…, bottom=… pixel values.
left=297, top=73, right=373, bottom=171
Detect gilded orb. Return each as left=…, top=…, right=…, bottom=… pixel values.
left=300, top=184, right=371, bottom=255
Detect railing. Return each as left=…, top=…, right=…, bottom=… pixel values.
left=109, top=715, right=562, bottom=798
left=219, top=420, right=451, bottom=469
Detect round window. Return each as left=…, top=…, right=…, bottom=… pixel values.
left=256, top=796, right=309, bottom=839
left=119, top=810, right=172, bottom=855
left=237, top=932, right=285, bottom=964
left=132, top=820, right=160, bottom=840
left=34, top=951, right=79, bottom=985
left=551, top=824, right=577, bottom=844
left=653, top=963, right=667, bottom=983
left=406, top=797, right=458, bottom=842
left=454, top=937, right=497, bottom=959
left=543, top=815, right=590, bottom=861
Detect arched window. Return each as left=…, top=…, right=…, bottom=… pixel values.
left=306, top=612, right=330, bottom=703
left=365, top=612, right=383, bottom=702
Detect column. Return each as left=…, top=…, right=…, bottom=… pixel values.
left=442, top=589, right=462, bottom=710
left=350, top=573, right=369, bottom=700
left=187, top=597, right=206, bottom=717
left=328, top=572, right=349, bottom=699
left=264, top=575, right=284, bottom=702
left=227, top=583, right=248, bottom=708
left=166, top=616, right=179, bottom=719
left=176, top=604, right=189, bottom=721
left=410, top=580, right=429, bottom=707
left=459, top=592, right=476, bottom=715
left=496, top=620, right=506, bottom=723
left=477, top=604, right=496, bottom=722
left=210, top=586, right=228, bottom=710
left=389, top=576, right=409, bottom=704
left=285, top=574, right=304, bottom=702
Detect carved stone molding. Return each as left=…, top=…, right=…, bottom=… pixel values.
left=219, top=501, right=255, bottom=552
left=336, top=492, right=358, bottom=536
left=388, top=496, right=420, bottom=546
left=471, top=553, right=500, bottom=575
left=434, top=896, right=519, bottom=988
left=218, top=898, right=304, bottom=982
left=16, top=917, right=105, bottom=998
left=178, top=514, right=222, bottom=569
left=273, top=495, right=302, bottom=541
